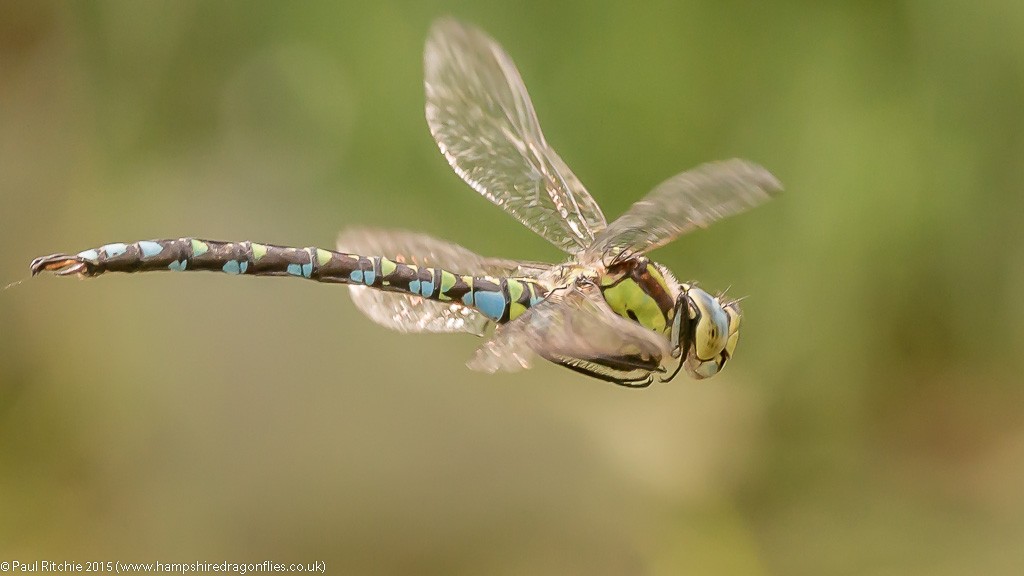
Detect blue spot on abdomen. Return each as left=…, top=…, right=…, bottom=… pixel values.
left=222, top=260, right=241, bottom=275
left=138, top=241, right=164, bottom=258
left=101, top=243, right=128, bottom=257
left=77, top=249, right=99, bottom=263
left=473, top=290, right=506, bottom=321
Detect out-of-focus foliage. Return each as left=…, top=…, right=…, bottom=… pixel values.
left=2, top=1, right=1022, bottom=574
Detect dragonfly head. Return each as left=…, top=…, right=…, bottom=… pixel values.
left=668, top=284, right=741, bottom=380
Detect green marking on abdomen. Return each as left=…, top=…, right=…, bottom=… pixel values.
left=379, top=257, right=397, bottom=277
left=506, top=278, right=524, bottom=302
left=509, top=301, right=527, bottom=320
left=460, top=276, right=474, bottom=306
left=439, top=271, right=456, bottom=301
left=191, top=239, right=209, bottom=257
left=251, top=243, right=268, bottom=261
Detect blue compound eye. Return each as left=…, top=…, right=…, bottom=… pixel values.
left=689, top=288, right=729, bottom=361
left=680, top=288, right=740, bottom=380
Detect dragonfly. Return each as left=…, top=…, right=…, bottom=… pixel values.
left=30, top=18, right=781, bottom=387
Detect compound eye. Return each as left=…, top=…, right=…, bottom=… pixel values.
left=689, top=289, right=729, bottom=361
left=723, top=301, right=742, bottom=359
left=685, top=355, right=721, bottom=379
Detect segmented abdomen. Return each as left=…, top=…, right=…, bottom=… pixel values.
left=35, top=238, right=547, bottom=323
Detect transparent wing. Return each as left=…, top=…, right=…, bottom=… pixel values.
left=466, top=284, right=670, bottom=377
left=348, top=288, right=492, bottom=336
left=425, top=18, right=607, bottom=254
left=337, top=227, right=552, bottom=336
left=338, top=227, right=551, bottom=278
left=584, top=159, right=782, bottom=262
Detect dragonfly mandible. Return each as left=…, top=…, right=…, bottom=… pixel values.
left=31, top=18, right=781, bottom=387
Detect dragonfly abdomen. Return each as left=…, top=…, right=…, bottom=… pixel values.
left=31, top=238, right=333, bottom=279
left=30, top=237, right=548, bottom=323
left=320, top=250, right=547, bottom=322
left=330, top=254, right=548, bottom=323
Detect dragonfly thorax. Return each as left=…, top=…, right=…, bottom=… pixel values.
left=596, top=256, right=743, bottom=381
left=598, top=257, right=678, bottom=335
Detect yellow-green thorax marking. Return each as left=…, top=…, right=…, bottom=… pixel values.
left=599, top=257, right=677, bottom=336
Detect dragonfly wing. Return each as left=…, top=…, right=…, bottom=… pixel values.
left=425, top=18, right=607, bottom=254
left=466, top=284, right=670, bottom=379
left=337, top=227, right=551, bottom=336
left=346, top=287, right=492, bottom=336
left=337, top=227, right=551, bottom=278
left=585, top=159, right=782, bottom=262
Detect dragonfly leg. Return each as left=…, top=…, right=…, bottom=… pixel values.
left=617, top=377, right=654, bottom=389
left=553, top=357, right=656, bottom=388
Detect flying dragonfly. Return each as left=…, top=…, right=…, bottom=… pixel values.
left=30, top=18, right=781, bottom=387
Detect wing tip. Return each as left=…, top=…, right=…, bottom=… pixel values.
left=721, top=158, right=784, bottom=197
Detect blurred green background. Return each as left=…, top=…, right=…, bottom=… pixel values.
left=2, top=1, right=1023, bottom=574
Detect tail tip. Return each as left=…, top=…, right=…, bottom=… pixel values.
left=30, top=253, right=91, bottom=277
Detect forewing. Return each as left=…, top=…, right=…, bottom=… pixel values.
left=466, top=285, right=670, bottom=374
left=425, top=18, right=607, bottom=254
left=337, top=227, right=550, bottom=336
left=585, top=159, right=782, bottom=262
